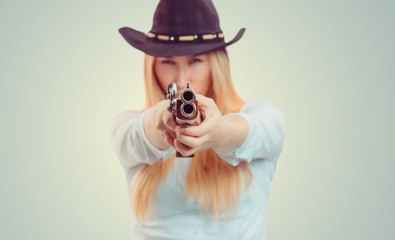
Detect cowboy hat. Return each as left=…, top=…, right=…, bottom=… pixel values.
left=119, top=0, right=245, bottom=57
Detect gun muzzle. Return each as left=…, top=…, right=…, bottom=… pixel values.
left=176, top=84, right=199, bottom=126
left=179, top=87, right=197, bottom=118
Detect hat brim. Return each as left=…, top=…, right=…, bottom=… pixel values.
left=118, top=27, right=246, bottom=57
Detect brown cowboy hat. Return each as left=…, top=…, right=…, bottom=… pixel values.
left=118, top=0, right=245, bottom=57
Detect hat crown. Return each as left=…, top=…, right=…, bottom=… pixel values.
left=151, top=0, right=222, bottom=35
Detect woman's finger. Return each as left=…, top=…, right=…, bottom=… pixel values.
left=176, top=131, right=199, bottom=149
left=163, top=112, right=177, bottom=131
left=195, top=94, right=216, bottom=108
left=176, top=124, right=207, bottom=138
left=163, top=130, right=176, bottom=148
left=177, top=129, right=212, bottom=152
left=174, top=139, right=194, bottom=157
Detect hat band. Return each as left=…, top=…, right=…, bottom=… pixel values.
left=146, top=32, right=224, bottom=43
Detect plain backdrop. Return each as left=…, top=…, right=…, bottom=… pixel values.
left=1, top=0, right=394, bottom=239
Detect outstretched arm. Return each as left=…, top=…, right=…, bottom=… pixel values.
left=174, top=95, right=249, bottom=156
left=110, top=100, right=177, bottom=171
left=175, top=96, right=286, bottom=165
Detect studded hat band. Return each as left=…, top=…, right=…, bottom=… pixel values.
left=146, top=32, right=225, bottom=43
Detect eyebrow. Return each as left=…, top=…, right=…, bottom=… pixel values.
left=188, top=54, right=203, bottom=59
left=159, top=54, right=203, bottom=60
left=157, top=57, right=174, bottom=61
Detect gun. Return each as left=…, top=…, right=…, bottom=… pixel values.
left=167, top=83, right=200, bottom=157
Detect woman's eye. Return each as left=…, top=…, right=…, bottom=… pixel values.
left=189, top=58, right=202, bottom=64
left=161, top=59, right=175, bottom=64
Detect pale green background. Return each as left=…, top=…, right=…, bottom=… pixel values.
left=1, top=0, right=394, bottom=239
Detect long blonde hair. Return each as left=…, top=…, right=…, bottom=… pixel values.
left=132, top=49, right=252, bottom=222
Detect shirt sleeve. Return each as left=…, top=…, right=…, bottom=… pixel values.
left=109, top=108, right=175, bottom=171
left=215, top=101, right=286, bottom=166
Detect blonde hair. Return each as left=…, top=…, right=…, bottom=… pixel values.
left=132, top=49, right=252, bottom=222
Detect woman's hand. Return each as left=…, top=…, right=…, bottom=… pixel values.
left=143, top=100, right=177, bottom=150
left=173, top=95, right=222, bottom=156
left=174, top=95, right=248, bottom=156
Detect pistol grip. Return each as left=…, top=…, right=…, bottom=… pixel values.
left=176, top=151, right=194, bottom=158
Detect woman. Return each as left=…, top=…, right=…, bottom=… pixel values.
left=111, top=0, right=286, bottom=239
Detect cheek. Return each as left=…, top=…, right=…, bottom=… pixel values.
left=204, top=78, right=213, bottom=96
left=155, top=66, right=173, bottom=91
left=197, top=64, right=212, bottom=95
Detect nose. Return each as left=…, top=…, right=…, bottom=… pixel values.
left=175, top=65, right=190, bottom=89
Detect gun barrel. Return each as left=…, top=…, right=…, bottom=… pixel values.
left=180, top=88, right=196, bottom=103
left=180, top=102, right=197, bottom=118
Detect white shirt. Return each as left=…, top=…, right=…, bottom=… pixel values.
left=110, top=101, right=286, bottom=240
